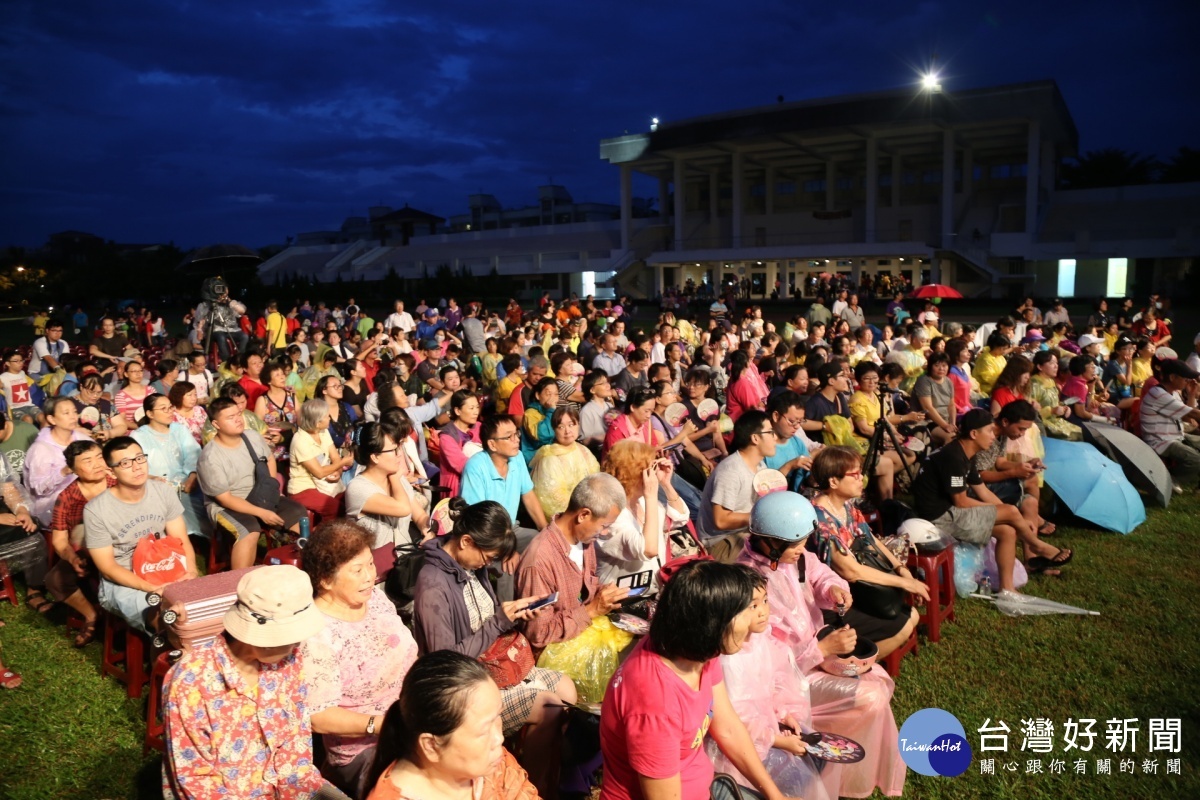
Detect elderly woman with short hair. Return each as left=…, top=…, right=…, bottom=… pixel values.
left=288, top=398, right=354, bottom=523
left=301, top=519, right=421, bottom=799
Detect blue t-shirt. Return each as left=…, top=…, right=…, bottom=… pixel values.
left=460, top=452, right=534, bottom=523
left=763, top=432, right=811, bottom=491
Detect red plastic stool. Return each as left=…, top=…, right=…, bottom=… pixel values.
left=100, top=611, right=151, bottom=698
left=144, top=650, right=180, bottom=754
left=0, top=562, right=17, bottom=606
left=908, top=546, right=956, bottom=643
left=882, top=628, right=919, bottom=677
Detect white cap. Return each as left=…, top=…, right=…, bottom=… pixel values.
left=1077, top=334, right=1103, bottom=348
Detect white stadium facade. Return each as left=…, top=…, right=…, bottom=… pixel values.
left=259, top=80, right=1198, bottom=302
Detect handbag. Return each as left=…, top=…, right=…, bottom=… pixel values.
left=131, top=533, right=189, bottom=586
left=848, top=533, right=905, bottom=620
left=479, top=630, right=536, bottom=689
left=241, top=433, right=281, bottom=509
left=814, top=504, right=905, bottom=620
left=383, top=542, right=424, bottom=612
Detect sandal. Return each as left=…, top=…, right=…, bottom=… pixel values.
left=1037, top=521, right=1056, bottom=536
left=73, top=619, right=99, bottom=648
left=1, top=669, right=21, bottom=689
left=25, top=591, right=54, bottom=615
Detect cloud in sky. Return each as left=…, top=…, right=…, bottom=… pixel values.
left=0, top=0, right=1195, bottom=248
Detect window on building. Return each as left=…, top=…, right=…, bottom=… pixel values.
left=1106, top=258, right=1128, bottom=297
left=803, top=179, right=826, bottom=192
left=902, top=172, right=917, bottom=185
left=877, top=259, right=891, bottom=266
left=921, top=170, right=942, bottom=184
left=1057, top=259, right=1077, bottom=298
left=750, top=184, right=766, bottom=197
left=990, top=165, right=1011, bottom=179
left=836, top=176, right=855, bottom=190
left=776, top=181, right=796, bottom=195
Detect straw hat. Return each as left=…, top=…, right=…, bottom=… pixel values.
left=223, top=565, right=326, bottom=648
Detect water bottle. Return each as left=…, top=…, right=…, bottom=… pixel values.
left=298, top=515, right=311, bottom=550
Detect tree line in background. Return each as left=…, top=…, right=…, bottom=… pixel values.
left=1060, top=146, right=1200, bottom=189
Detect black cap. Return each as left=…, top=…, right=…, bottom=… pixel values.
left=1161, top=359, right=1200, bottom=381
left=958, top=408, right=994, bottom=437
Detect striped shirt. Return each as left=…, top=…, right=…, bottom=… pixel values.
left=1140, top=385, right=1194, bottom=454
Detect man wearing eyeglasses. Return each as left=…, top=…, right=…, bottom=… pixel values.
left=697, top=410, right=778, bottom=563
left=84, top=436, right=198, bottom=632
left=462, top=414, right=548, bottom=601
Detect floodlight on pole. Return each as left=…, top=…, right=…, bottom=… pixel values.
left=650, top=117, right=659, bottom=132
left=921, top=72, right=942, bottom=93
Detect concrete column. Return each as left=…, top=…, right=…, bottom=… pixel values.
left=941, top=128, right=955, bottom=248
left=709, top=170, right=720, bottom=222
left=780, top=263, right=792, bottom=298
left=673, top=157, right=686, bottom=251
left=620, top=164, right=633, bottom=251
left=891, top=155, right=903, bottom=207
left=962, top=147, right=974, bottom=200
left=865, top=136, right=878, bottom=243
left=731, top=151, right=744, bottom=247
left=765, top=166, right=775, bottom=216
left=658, top=176, right=670, bottom=225
left=1025, top=120, right=1040, bottom=236
left=825, top=160, right=837, bottom=211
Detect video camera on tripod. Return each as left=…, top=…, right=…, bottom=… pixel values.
left=201, top=276, right=230, bottom=304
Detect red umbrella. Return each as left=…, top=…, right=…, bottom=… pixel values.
left=911, top=283, right=963, bottom=299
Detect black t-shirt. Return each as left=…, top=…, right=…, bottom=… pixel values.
left=802, top=392, right=848, bottom=444
left=911, top=440, right=982, bottom=521
left=416, top=359, right=441, bottom=392
left=91, top=333, right=128, bottom=359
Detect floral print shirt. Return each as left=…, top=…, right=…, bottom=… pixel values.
left=300, top=588, right=420, bottom=766
left=163, top=636, right=324, bottom=800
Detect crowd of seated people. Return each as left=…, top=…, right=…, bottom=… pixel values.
left=1, top=289, right=1196, bottom=799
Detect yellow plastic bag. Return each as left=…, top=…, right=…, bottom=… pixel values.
left=823, top=415, right=868, bottom=456
left=536, top=616, right=634, bottom=703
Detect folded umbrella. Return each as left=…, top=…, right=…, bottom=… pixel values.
left=1077, top=421, right=1173, bottom=508
left=1041, top=438, right=1146, bottom=534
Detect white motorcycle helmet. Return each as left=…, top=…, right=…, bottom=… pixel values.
left=899, top=518, right=952, bottom=552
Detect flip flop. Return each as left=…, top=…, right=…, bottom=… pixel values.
left=1, top=669, right=21, bottom=689
left=1028, top=549, right=1073, bottom=573
left=1037, top=522, right=1056, bottom=536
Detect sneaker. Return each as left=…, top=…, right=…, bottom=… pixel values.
left=1173, top=482, right=1184, bottom=496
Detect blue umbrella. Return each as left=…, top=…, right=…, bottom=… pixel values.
left=1041, top=438, right=1145, bottom=534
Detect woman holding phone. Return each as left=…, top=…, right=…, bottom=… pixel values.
left=411, top=498, right=575, bottom=798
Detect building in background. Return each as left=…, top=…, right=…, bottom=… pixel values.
left=261, top=79, right=1198, bottom=301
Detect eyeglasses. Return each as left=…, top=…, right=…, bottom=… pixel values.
left=378, top=446, right=400, bottom=455
left=109, top=454, right=149, bottom=469
left=490, top=432, right=520, bottom=442
left=757, top=429, right=777, bottom=438
left=843, top=470, right=863, bottom=479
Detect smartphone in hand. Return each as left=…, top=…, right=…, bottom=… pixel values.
left=525, top=592, right=559, bottom=611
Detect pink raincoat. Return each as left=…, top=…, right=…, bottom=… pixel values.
left=709, top=626, right=833, bottom=800
left=737, top=546, right=906, bottom=798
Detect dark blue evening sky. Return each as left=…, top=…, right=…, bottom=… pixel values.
left=1, top=0, right=1195, bottom=249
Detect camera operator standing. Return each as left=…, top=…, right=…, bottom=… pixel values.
left=194, top=278, right=247, bottom=363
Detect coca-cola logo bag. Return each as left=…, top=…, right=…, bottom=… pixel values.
left=131, top=533, right=189, bottom=585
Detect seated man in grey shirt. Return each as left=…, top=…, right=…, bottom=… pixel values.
left=85, top=436, right=199, bottom=632
left=697, top=410, right=777, bottom=563
left=198, top=398, right=307, bottom=570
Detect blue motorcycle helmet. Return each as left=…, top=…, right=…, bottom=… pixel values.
left=748, top=492, right=819, bottom=573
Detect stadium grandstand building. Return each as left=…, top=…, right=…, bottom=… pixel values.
left=260, top=79, right=1198, bottom=300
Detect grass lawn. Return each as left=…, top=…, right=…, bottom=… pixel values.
left=3, top=494, right=1197, bottom=799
